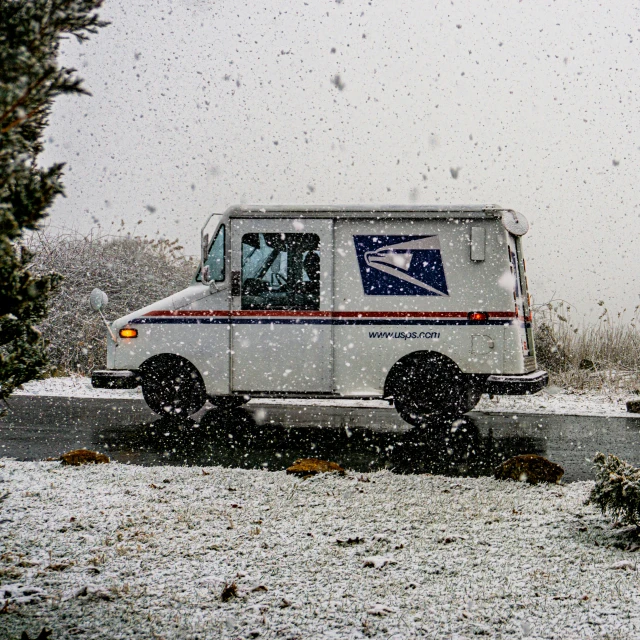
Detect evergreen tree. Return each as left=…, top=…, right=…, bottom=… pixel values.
left=0, top=0, right=106, bottom=401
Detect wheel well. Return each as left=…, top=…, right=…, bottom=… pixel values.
left=383, top=351, right=461, bottom=398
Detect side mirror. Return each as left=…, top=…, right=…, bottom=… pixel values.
left=89, top=288, right=108, bottom=312
left=201, top=232, right=210, bottom=283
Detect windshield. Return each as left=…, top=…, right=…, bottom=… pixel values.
left=196, top=214, right=225, bottom=282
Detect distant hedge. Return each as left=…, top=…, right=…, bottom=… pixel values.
left=27, top=231, right=195, bottom=375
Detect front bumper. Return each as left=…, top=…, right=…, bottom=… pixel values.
left=91, top=370, right=141, bottom=390
left=483, top=369, right=548, bottom=396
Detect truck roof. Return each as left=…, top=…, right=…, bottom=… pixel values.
left=225, top=204, right=508, bottom=220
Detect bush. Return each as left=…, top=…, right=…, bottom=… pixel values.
left=26, top=231, right=196, bottom=375
left=533, top=300, right=640, bottom=391
left=590, top=453, right=640, bottom=525
left=533, top=321, right=571, bottom=373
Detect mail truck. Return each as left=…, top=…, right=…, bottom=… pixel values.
left=91, top=205, right=548, bottom=423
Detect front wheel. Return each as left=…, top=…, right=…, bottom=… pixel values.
left=460, top=386, right=482, bottom=414
left=140, top=355, right=206, bottom=417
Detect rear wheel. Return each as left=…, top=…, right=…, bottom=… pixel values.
left=140, top=355, right=206, bottom=417
left=389, top=353, right=474, bottom=424
left=460, top=385, right=482, bottom=414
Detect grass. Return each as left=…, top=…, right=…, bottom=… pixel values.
left=533, top=300, right=640, bottom=392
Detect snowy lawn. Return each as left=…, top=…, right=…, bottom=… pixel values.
left=1, top=460, right=639, bottom=639
left=13, top=375, right=638, bottom=418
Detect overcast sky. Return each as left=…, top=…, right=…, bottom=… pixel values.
left=40, top=0, right=640, bottom=322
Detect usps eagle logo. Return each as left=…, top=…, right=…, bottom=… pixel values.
left=353, top=235, right=449, bottom=296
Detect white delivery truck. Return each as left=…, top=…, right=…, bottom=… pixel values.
left=91, top=205, right=548, bottom=423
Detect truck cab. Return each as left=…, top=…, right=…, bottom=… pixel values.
left=92, top=205, right=548, bottom=424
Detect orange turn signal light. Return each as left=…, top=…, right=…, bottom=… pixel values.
left=468, top=312, right=489, bottom=322
left=119, top=327, right=138, bottom=339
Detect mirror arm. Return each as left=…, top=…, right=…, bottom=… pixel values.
left=98, top=309, right=118, bottom=342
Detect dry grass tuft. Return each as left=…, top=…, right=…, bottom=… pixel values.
left=220, top=581, right=238, bottom=601
left=533, top=300, right=640, bottom=391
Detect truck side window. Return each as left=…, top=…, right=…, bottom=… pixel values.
left=241, top=233, right=320, bottom=310
left=198, top=225, right=225, bottom=282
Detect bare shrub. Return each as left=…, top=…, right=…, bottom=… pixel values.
left=533, top=300, right=640, bottom=391
left=590, top=453, right=640, bottom=526
left=26, top=230, right=196, bottom=375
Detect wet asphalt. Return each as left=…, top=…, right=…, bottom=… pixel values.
left=1, top=396, right=640, bottom=482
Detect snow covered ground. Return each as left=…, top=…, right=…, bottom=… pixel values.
left=1, top=460, right=638, bottom=639
left=14, top=376, right=143, bottom=400
left=13, top=375, right=638, bottom=418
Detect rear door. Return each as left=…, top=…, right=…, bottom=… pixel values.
left=230, top=218, right=334, bottom=393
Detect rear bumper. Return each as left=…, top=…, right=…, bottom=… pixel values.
left=483, top=369, right=548, bottom=396
left=91, top=370, right=141, bottom=390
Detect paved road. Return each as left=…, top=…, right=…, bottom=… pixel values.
left=2, top=396, right=640, bottom=482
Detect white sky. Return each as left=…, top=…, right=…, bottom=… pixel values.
left=41, top=0, right=640, bottom=322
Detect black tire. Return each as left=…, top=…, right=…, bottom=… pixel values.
left=208, top=396, right=249, bottom=411
left=140, top=354, right=206, bottom=417
left=390, top=353, right=472, bottom=423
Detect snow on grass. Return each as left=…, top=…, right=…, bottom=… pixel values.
left=474, top=386, right=635, bottom=418
left=13, top=376, right=142, bottom=400
left=13, top=376, right=637, bottom=418
left=1, top=460, right=639, bottom=639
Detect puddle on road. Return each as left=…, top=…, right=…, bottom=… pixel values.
left=3, top=397, right=640, bottom=482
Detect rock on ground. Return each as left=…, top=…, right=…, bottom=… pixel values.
left=0, top=460, right=639, bottom=639
left=494, top=454, right=564, bottom=484
left=286, top=458, right=345, bottom=476
left=627, top=399, right=640, bottom=414
left=60, top=450, right=110, bottom=466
